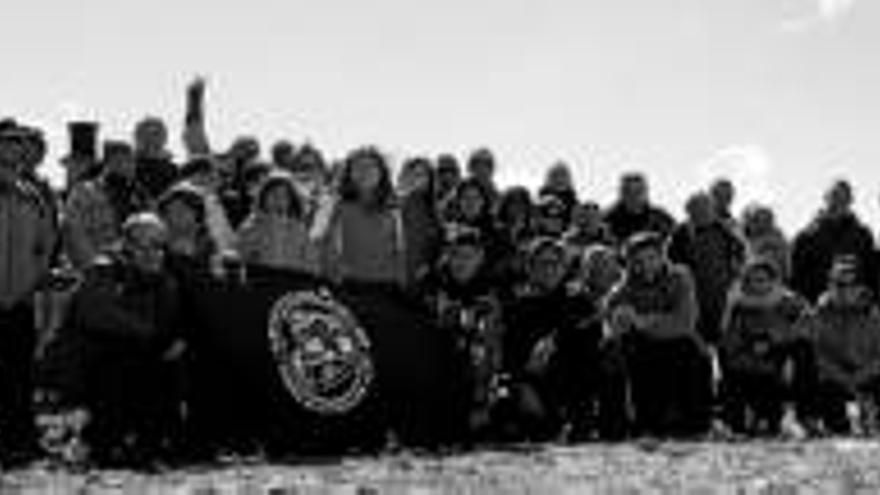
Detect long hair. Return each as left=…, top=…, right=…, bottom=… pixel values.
left=337, top=146, right=395, bottom=210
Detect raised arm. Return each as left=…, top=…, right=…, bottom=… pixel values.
left=182, top=76, right=212, bottom=157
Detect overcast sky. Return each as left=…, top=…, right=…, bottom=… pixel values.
left=1, top=0, right=878, bottom=232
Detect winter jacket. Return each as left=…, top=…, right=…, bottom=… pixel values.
left=719, top=286, right=809, bottom=376
left=791, top=212, right=876, bottom=303
left=603, top=202, right=676, bottom=244
left=135, top=153, right=178, bottom=200
left=237, top=213, right=320, bottom=274
left=668, top=221, right=746, bottom=343
left=504, top=285, right=601, bottom=382
left=805, top=288, right=880, bottom=392
left=0, top=177, right=56, bottom=308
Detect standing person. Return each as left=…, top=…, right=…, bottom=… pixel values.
left=603, top=173, right=676, bottom=243
left=435, top=153, right=462, bottom=206
left=133, top=117, right=178, bottom=201
left=397, top=157, right=442, bottom=287
left=318, top=147, right=405, bottom=287
left=64, top=141, right=148, bottom=269
left=605, top=232, right=713, bottom=437
left=67, top=213, right=186, bottom=467
left=802, top=256, right=880, bottom=434
left=710, top=178, right=738, bottom=231
left=237, top=171, right=320, bottom=274
left=791, top=179, right=876, bottom=304
left=538, top=161, right=579, bottom=221
left=465, top=148, right=500, bottom=207
left=668, top=191, right=746, bottom=345
left=741, top=203, right=791, bottom=282
left=494, top=187, right=535, bottom=286
left=0, top=125, right=57, bottom=463
left=718, top=259, right=812, bottom=436
left=60, top=121, right=100, bottom=189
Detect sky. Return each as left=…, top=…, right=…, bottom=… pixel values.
left=1, top=0, right=878, bottom=233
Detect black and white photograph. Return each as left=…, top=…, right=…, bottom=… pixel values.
left=1, top=0, right=880, bottom=492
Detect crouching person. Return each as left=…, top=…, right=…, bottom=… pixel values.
left=66, top=213, right=186, bottom=467
left=605, top=232, right=713, bottom=438
left=802, top=256, right=880, bottom=435
left=418, top=226, right=504, bottom=443
left=718, top=258, right=812, bottom=436
left=502, top=238, right=605, bottom=442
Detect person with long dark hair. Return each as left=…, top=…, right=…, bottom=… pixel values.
left=317, top=146, right=405, bottom=287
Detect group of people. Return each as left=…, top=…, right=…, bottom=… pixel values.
left=2, top=79, right=880, bottom=469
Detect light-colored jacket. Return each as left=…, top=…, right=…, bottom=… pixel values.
left=237, top=213, right=320, bottom=274
left=0, top=179, right=56, bottom=308
left=63, top=179, right=120, bottom=268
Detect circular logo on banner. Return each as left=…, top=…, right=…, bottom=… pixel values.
left=268, top=290, right=374, bottom=415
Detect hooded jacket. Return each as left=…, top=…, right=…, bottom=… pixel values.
left=719, top=284, right=809, bottom=375
left=237, top=173, right=320, bottom=274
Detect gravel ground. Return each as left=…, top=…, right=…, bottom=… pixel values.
left=3, top=440, right=880, bottom=494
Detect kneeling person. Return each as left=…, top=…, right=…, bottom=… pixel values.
left=605, top=232, right=713, bottom=437
left=67, top=213, right=186, bottom=466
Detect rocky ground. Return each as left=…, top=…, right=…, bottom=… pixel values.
left=3, top=440, right=880, bottom=493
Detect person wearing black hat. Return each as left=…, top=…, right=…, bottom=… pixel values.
left=605, top=231, right=713, bottom=438
left=59, top=121, right=101, bottom=189
left=0, top=124, right=57, bottom=464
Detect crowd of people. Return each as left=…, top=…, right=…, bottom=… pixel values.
left=2, top=78, right=880, bottom=469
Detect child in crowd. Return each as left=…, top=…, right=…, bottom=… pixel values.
left=718, top=258, right=812, bottom=436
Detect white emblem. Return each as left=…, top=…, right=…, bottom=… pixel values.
left=268, top=290, right=374, bottom=415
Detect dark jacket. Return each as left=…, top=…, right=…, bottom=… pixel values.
left=791, top=212, right=876, bottom=303
left=603, top=202, right=676, bottom=244
left=668, top=221, right=746, bottom=343
left=401, top=191, right=442, bottom=288
left=135, top=153, right=178, bottom=200
left=720, top=286, right=809, bottom=376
